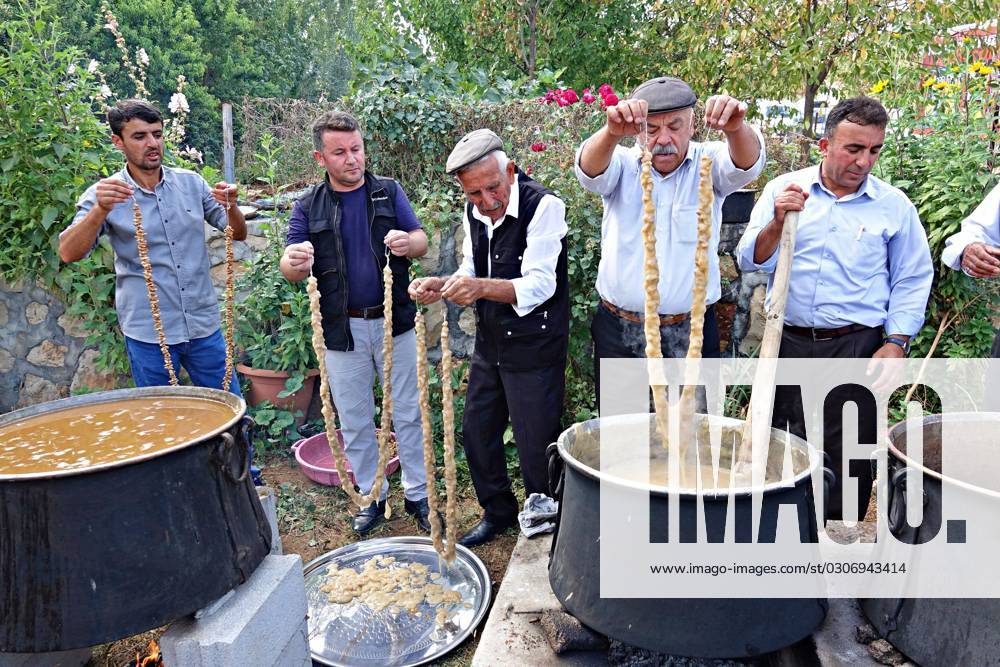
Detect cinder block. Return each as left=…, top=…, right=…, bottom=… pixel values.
left=160, top=554, right=308, bottom=667
left=0, top=648, right=92, bottom=667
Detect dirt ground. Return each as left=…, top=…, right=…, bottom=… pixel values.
left=90, top=453, right=517, bottom=667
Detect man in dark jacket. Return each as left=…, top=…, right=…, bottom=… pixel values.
left=280, top=111, right=431, bottom=535
left=409, top=129, right=569, bottom=546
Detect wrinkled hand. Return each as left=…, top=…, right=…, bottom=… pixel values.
left=867, top=343, right=905, bottom=397
left=94, top=177, right=134, bottom=212
left=284, top=241, right=314, bottom=273
left=441, top=275, right=482, bottom=306
left=384, top=230, right=411, bottom=257
left=212, top=182, right=238, bottom=208
left=961, top=242, right=1000, bottom=278
left=704, top=94, right=749, bottom=133
left=408, top=277, right=446, bottom=305
left=774, top=183, right=809, bottom=226
left=605, top=99, right=648, bottom=138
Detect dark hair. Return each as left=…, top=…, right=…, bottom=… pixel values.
left=107, top=99, right=162, bottom=136
left=824, top=96, right=888, bottom=138
left=312, top=111, right=361, bottom=150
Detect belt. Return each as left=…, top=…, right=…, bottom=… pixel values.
left=600, top=299, right=689, bottom=326
left=346, top=304, right=385, bottom=319
left=784, top=323, right=875, bottom=341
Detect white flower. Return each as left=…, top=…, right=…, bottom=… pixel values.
left=67, top=63, right=77, bottom=75
left=168, top=92, right=189, bottom=114
left=179, top=146, right=203, bottom=163
left=99, top=84, right=113, bottom=98
left=104, top=19, right=118, bottom=31
left=137, top=48, right=149, bottom=66
left=87, top=59, right=99, bottom=73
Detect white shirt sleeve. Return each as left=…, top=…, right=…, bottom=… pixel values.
left=736, top=177, right=781, bottom=273
left=941, top=181, right=1000, bottom=270
left=453, top=212, right=476, bottom=278
left=707, top=125, right=766, bottom=198
left=574, top=141, right=626, bottom=197
left=509, top=195, right=568, bottom=317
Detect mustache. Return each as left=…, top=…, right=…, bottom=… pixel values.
left=479, top=201, right=503, bottom=211
left=651, top=144, right=679, bottom=156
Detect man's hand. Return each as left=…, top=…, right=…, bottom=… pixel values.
left=961, top=242, right=1000, bottom=278
left=605, top=99, right=648, bottom=138
left=284, top=241, right=314, bottom=274
left=408, top=277, right=446, bottom=305
left=867, top=343, right=906, bottom=396
left=94, top=178, right=134, bottom=212
left=441, top=276, right=482, bottom=306
left=704, top=94, right=749, bottom=134
left=212, top=182, right=239, bottom=208
left=384, top=230, right=411, bottom=257
left=774, top=183, right=809, bottom=226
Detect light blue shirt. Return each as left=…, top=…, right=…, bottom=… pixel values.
left=69, top=165, right=228, bottom=344
left=736, top=165, right=933, bottom=336
left=941, top=181, right=1000, bottom=271
left=575, top=130, right=765, bottom=314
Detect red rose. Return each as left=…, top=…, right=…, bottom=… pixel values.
left=598, top=83, right=613, bottom=96
left=601, top=93, right=619, bottom=107
left=563, top=88, right=579, bottom=104
left=582, top=91, right=596, bottom=104
left=531, top=142, right=547, bottom=152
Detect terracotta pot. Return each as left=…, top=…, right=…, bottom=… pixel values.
left=236, top=364, right=319, bottom=418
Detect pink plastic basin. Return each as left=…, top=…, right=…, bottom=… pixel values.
left=291, top=429, right=400, bottom=486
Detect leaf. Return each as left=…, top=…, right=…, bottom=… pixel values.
left=40, top=206, right=59, bottom=230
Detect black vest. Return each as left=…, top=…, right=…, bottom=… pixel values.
left=301, top=172, right=417, bottom=351
left=468, top=171, right=569, bottom=370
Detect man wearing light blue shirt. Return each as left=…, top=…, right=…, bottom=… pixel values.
left=941, top=181, right=1000, bottom=357
left=575, top=76, right=765, bottom=405
left=736, top=96, right=933, bottom=521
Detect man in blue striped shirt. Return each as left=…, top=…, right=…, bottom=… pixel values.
left=737, top=96, right=933, bottom=521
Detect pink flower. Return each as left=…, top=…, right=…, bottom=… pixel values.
left=556, top=96, right=570, bottom=107
left=582, top=91, right=597, bottom=104
left=544, top=90, right=557, bottom=104
left=525, top=166, right=533, bottom=176
left=601, top=93, right=619, bottom=107
left=563, top=88, right=579, bottom=104
left=531, top=142, right=547, bottom=152
left=598, top=83, right=613, bottom=96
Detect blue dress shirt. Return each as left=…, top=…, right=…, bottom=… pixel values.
left=736, top=165, right=933, bottom=336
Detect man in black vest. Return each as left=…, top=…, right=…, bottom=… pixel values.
left=280, top=111, right=432, bottom=536
left=409, top=129, right=570, bottom=547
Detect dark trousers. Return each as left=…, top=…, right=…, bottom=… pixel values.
left=591, top=301, right=720, bottom=408
left=993, top=329, right=1000, bottom=358
left=462, top=353, right=567, bottom=521
left=772, top=326, right=882, bottom=522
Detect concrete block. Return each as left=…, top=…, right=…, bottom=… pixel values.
left=0, top=648, right=91, bottom=667
left=275, top=620, right=311, bottom=667
left=160, top=554, right=308, bottom=667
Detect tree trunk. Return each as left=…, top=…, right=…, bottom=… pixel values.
left=803, top=81, right=817, bottom=139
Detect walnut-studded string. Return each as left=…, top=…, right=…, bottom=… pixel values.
left=221, top=186, right=236, bottom=391
left=440, top=319, right=458, bottom=562
left=414, top=309, right=446, bottom=557
left=133, top=200, right=177, bottom=385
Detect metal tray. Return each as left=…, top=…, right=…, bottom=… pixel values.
left=303, top=536, right=491, bottom=667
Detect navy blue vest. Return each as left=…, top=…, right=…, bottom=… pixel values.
left=468, top=172, right=569, bottom=370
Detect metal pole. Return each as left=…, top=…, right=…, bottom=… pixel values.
left=222, top=103, right=235, bottom=184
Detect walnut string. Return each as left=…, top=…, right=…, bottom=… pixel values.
left=414, top=309, right=446, bottom=556
left=639, top=135, right=670, bottom=448
left=133, top=200, right=177, bottom=385
left=440, top=319, right=458, bottom=562
left=221, top=188, right=236, bottom=391
left=678, top=157, right=714, bottom=461
left=376, top=254, right=395, bottom=518
left=305, top=264, right=393, bottom=509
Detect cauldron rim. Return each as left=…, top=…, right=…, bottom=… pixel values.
left=886, top=411, right=1000, bottom=498
left=555, top=412, right=820, bottom=498
left=0, top=386, right=244, bottom=481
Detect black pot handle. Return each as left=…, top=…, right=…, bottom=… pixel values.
left=887, top=466, right=930, bottom=534
left=822, top=466, right=836, bottom=511
left=217, top=431, right=250, bottom=484
left=547, top=442, right=564, bottom=501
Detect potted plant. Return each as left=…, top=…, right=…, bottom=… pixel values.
left=234, top=213, right=319, bottom=417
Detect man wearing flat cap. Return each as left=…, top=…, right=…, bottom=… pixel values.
left=409, top=129, right=569, bottom=546
left=575, top=76, right=765, bottom=404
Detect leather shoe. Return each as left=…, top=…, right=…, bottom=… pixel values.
left=404, top=497, right=433, bottom=532
left=458, top=515, right=517, bottom=547
left=352, top=499, right=386, bottom=535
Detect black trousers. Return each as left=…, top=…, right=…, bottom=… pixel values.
left=772, top=326, right=882, bottom=522
left=591, top=301, right=720, bottom=408
left=993, top=329, right=1000, bottom=358
left=462, top=353, right=567, bottom=521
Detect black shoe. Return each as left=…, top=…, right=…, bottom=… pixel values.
left=458, top=515, right=518, bottom=547
left=352, top=499, right=386, bottom=535
left=404, top=497, right=433, bottom=532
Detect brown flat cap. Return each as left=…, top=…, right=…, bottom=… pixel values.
left=446, top=128, right=503, bottom=174
left=630, top=76, right=697, bottom=114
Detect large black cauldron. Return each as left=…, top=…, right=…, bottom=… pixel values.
left=547, top=413, right=829, bottom=658
left=0, top=386, right=272, bottom=652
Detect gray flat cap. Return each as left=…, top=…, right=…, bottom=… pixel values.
left=630, top=76, right=697, bottom=114
left=446, top=128, right=503, bottom=174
